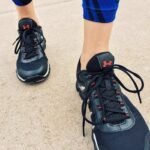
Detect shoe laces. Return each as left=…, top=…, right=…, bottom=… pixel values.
left=79, top=64, right=144, bottom=136
left=13, top=27, right=46, bottom=59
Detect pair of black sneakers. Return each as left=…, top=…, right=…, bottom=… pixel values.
left=14, top=18, right=150, bottom=150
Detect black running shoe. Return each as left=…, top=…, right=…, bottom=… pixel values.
left=13, top=18, right=50, bottom=83
left=76, top=52, right=150, bottom=150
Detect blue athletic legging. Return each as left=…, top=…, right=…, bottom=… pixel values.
left=12, top=0, right=119, bottom=23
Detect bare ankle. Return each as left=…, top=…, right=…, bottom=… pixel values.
left=80, top=54, right=90, bottom=70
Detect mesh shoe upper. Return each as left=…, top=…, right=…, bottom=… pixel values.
left=76, top=52, right=150, bottom=150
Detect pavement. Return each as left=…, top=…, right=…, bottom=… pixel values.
left=0, top=0, right=150, bottom=149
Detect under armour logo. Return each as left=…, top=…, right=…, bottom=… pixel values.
left=102, top=60, right=113, bottom=68
left=22, top=24, right=30, bottom=30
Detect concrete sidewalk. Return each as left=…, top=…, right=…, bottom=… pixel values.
left=0, top=0, right=150, bottom=149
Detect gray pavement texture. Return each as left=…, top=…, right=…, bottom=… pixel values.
left=0, top=0, right=150, bottom=150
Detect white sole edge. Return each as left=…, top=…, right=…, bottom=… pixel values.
left=93, top=133, right=100, bottom=150
left=17, top=63, right=50, bottom=82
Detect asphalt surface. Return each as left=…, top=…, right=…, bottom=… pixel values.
left=0, top=0, right=150, bottom=149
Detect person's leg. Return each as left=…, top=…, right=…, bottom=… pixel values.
left=81, top=0, right=118, bottom=69
left=76, top=1, right=150, bottom=150
left=12, top=0, right=38, bottom=23
left=81, top=21, right=113, bottom=69
left=12, top=0, right=50, bottom=83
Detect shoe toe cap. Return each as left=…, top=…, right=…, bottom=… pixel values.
left=94, top=116, right=150, bottom=150
left=17, top=58, right=49, bottom=81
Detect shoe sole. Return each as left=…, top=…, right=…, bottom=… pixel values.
left=16, top=64, right=50, bottom=84
left=92, top=131, right=101, bottom=150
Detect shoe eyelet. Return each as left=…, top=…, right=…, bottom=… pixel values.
left=125, top=113, right=130, bottom=117
left=97, top=105, right=102, bottom=110
left=112, top=80, right=116, bottom=83
left=94, top=93, right=98, bottom=98
left=87, top=74, right=92, bottom=79
left=91, top=82, right=96, bottom=87
left=103, top=117, right=107, bottom=122
left=116, top=91, right=120, bottom=95
left=120, top=102, right=125, bottom=107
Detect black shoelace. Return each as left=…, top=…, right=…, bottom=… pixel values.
left=13, top=28, right=46, bottom=59
left=80, top=64, right=144, bottom=136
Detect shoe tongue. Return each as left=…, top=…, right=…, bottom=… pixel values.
left=86, top=52, right=115, bottom=72
left=19, top=18, right=37, bottom=31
